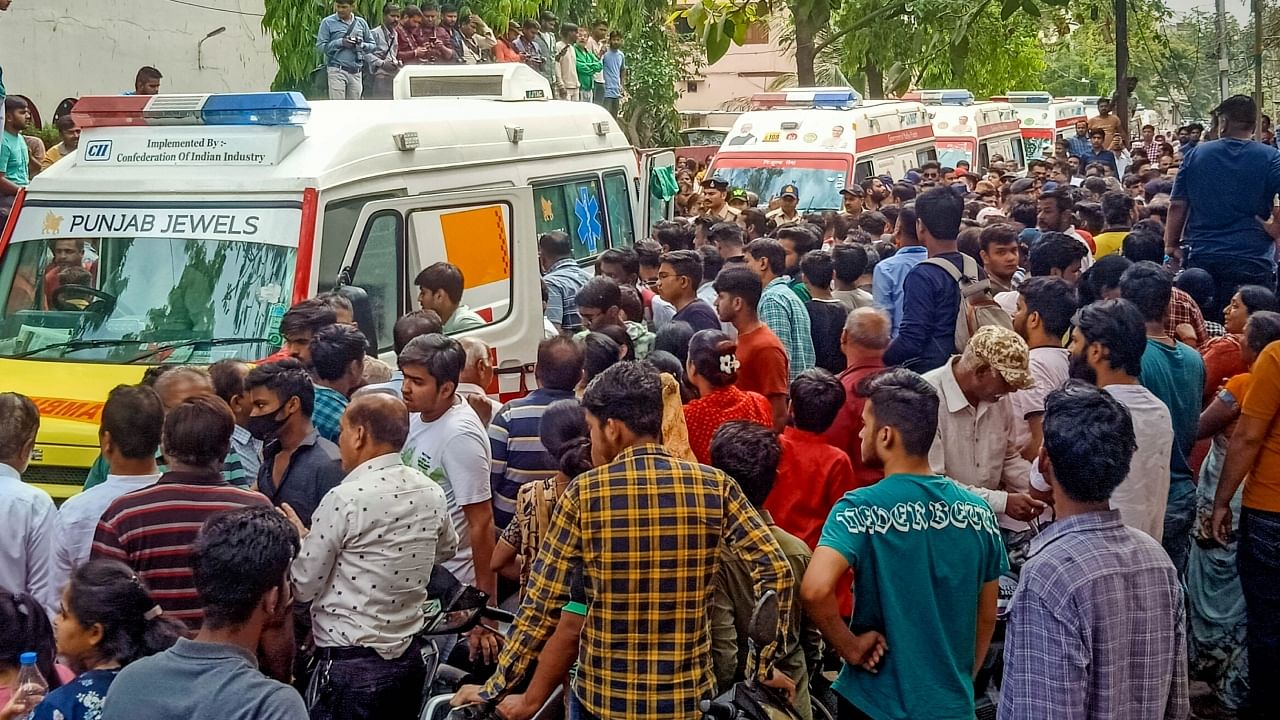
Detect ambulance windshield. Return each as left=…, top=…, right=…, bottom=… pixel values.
left=709, top=156, right=850, bottom=211
left=0, top=230, right=295, bottom=364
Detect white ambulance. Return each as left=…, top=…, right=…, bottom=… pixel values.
left=995, top=91, right=1088, bottom=162
left=913, top=90, right=1024, bottom=174
left=707, top=88, right=937, bottom=211
left=0, top=64, right=671, bottom=495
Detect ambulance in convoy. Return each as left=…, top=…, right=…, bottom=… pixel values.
left=707, top=88, right=937, bottom=211
left=991, top=91, right=1088, bottom=162
left=0, top=64, right=673, bottom=498
left=911, top=89, right=1024, bottom=174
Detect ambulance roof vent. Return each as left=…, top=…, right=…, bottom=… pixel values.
left=1005, top=91, right=1054, bottom=104
left=394, top=64, right=552, bottom=102
left=916, top=89, right=974, bottom=106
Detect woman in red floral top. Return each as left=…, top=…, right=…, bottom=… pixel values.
left=683, top=330, right=774, bottom=463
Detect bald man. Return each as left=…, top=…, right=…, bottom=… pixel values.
left=823, top=307, right=890, bottom=487
left=457, top=336, right=501, bottom=426
left=284, top=391, right=458, bottom=718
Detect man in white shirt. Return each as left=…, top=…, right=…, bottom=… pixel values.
left=923, top=326, right=1048, bottom=528
left=457, top=337, right=502, bottom=426
left=1065, top=299, right=1174, bottom=540
left=53, top=385, right=164, bottom=595
left=399, top=333, right=502, bottom=662
left=0, top=393, right=57, bottom=615
left=284, top=393, right=457, bottom=719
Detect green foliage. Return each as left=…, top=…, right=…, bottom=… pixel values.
left=619, top=25, right=686, bottom=147
left=21, top=124, right=60, bottom=150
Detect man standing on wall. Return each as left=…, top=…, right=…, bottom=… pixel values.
left=317, top=0, right=375, bottom=100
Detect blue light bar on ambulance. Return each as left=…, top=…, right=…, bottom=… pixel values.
left=1005, top=91, right=1054, bottom=104
left=750, top=88, right=862, bottom=110
left=72, top=92, right=311, bottom=129
left=917, top=89, right=974, bottom=106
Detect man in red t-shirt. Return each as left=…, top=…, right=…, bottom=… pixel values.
left=713, top=265, right=789, bottom=429
left=824, top=307, right=888, bottom=489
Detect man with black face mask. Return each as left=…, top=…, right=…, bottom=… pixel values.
left=244, top=359, right=344, bottom=528
left=1064, top=299, right=1174, bottom=542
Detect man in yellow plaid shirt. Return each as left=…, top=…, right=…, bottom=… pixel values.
left=454, top=361, right=797, bottom=720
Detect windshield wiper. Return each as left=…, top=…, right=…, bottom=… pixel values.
left=126, top=337, right=273, bottom=363
left=3, top=338, right=149, bottom=360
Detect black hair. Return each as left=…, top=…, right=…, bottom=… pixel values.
left=191, top=506, right=299, bottom=630
left=709, top=222, right=745, bottom=249
left=618, top=285, right=644, bottom=325
left=855, top=368, right=939, bottom=457
left=699, top=244, right=724, bottom=282
left=0, top=591, right=62, bottom=690
left=1119, top=261, right=1173, bottom=323
left=644, top=349, right=687, bottom=393
left=891, top=183, right=917, bottom=203
left=1074, top=299, right=1147, bottom=376
left=597, top=248, right=639, bottom=277
left=597, top=324, right=636, bottom=362
left=536, top=335, right=586, bottom=392
left=575, top=276, right=622, bottom=312
left=208, top=359, right=249, bottom=405
left=655, top=321, right=696, bottom=367
left=830, top=243, right=868, bottom=284
left=790, top=368, right=844, bottom=433
left=1173, top=268, right=1215, bottom=315
left=135, top=66, right=163, bottom=83
left=309, top=324, right=368, bottom=382
left=162, top=395, right=233, bottom=469
left=1079, top=254, right=1132, bottom=305
left=799, top=250, right=834, bottom=288
left=1007, top=195, right=1038, bottom=227
left=1245, top=310, right=1280, bottom=354
left=713, top=265, right=764, bottom=308
left=740, top=209, right=769, bottom=239
left=634, top=239, right=663, bottom=269
left=1042, top=381, right=1136, bottom=502
left=661, top=249, right=704, bottom=287
left=245, top=358, right=316, bottom=417
left=914, top=187, right=964, bottom=240
left=1028, top=232, right=1087, bottom=277
left=538, top=231, right=573, bottom=259
left=141, top=365, right=175, bottom=387
left=4, top=96, right=28, bottom=113
left=280, top=298, right=337, bottom=340
left=776, top=226, right=822, bottom=257
left=745, top=238, right=786, bottom=275
left=957, top=227, right=983, bottom=265
left=539, top=399, right=593, bottom=479
left=1236, top=284, right=1279, bottom=315
left=343, top=394, right=410, bottom=449
left=581, top=361, right=664, bottom=438
left=655, top=223, right=695, bottom=252
left=855, top=211, right=889, bottom=237
left=393, top=310, right=444, bottom=355
left=66, top=560, right=185, bottom=667
left=979, top=223, right=1020, bottom=253
left=1074, top=201, right=1104, bottom=234
left=1019, top=276, right=1077, bottom=339
left=1121, top=229, right=1164, bottom=264
left=688, top=330, right=739, bottom=388
left=578, top=332, right=621, bottom=386
left=710, top=421, right=781, bottom=507
left=398, top=333, right=466, bottom=388
left=1100, top=190, right=1133, bottom=227
left=315, top=291, right=354, bottom=320
left=414, top=262, right=466, bottom=304
left=1217, top=94, right=1258, bottom=129
left=101, top=384, right=163, bottom=459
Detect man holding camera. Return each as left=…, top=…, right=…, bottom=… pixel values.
left=317, top=0, right=375, bottom=100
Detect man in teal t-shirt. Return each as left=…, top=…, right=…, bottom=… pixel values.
left=802, top=367, right=1007, bottom=720
left=1, top=96, right=31, bottom=203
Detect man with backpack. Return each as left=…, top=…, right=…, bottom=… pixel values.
left=884, top=188, right=1011, bottom=373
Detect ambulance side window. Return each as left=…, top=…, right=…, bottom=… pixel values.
left=318, top=192, right=402, bottom=293
left=854, top=161, right=874, bottom=184
left=916, top=148, right=938, bottom=166
left=602, top=171, right=634, bottom=250
left=533, top=178, right=607, bottom=261
left=349, top=211, right=403, bottom=352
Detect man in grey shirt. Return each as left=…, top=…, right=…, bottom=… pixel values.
left=103, top=506, right=306, bottom=719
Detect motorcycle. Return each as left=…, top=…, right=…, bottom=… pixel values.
left=701, top=591, right=805, bottom=720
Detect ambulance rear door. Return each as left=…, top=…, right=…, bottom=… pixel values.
left=337, top=186, right=541, bottom=399
left=640, top=149, right=676, bottom=228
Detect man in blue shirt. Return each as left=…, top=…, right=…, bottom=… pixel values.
left=1074, top=128, right=1119, bottom=177
left=601, top=31, right=626, bottom=118
left=0, top=96, right=30, bottom=211
left=1166, top=95, right=1280, bottom=322
left=872, top=205, right=926, bottom=337
left=539, top=230, right=591, bottom=333
left=1065, top=119, right=1092, bottom=159
left=883, top=188, right=972, bottom=372
left=1120, top=261, right=1205, bottom=577
left=317, top=0, right=375, bottom=100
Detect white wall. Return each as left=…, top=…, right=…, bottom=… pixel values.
left=0, top=0, right=279, bottom=120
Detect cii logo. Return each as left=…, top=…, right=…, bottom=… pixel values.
left=83, top=140, right=112, bottom=162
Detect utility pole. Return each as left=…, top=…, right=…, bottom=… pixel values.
left=1217, top=0, right=1231, bottom=102
left=1255, top=0, right=1264, bottom=136
left=1115, top=0, right=1129, bottom=141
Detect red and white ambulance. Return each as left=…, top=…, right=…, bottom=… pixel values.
left=993, top=91, right=1088, bottom=162
left=912, top=90, right=1024, bottom=174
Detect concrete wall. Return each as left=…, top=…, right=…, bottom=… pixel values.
left=675, top=22, right=792, bottom=114
left=0, top=0, right=279, bottom=121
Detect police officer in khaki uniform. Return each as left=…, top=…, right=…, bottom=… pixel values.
left=766, top=183, right=802, bottom=227
left=701, top=175, right=741, bottom=222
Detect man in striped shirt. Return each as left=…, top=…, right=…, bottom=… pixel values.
left=488, top=336, right=583, bottom=529
left=92, top=395, right=269, bottom=630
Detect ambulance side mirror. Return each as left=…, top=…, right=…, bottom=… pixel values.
left=333, top=284, right=378, bottom=356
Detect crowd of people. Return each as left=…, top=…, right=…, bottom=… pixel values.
left=318, top=0, right=625, bottom=110
left=1, top=85, right=1279, bottom=720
